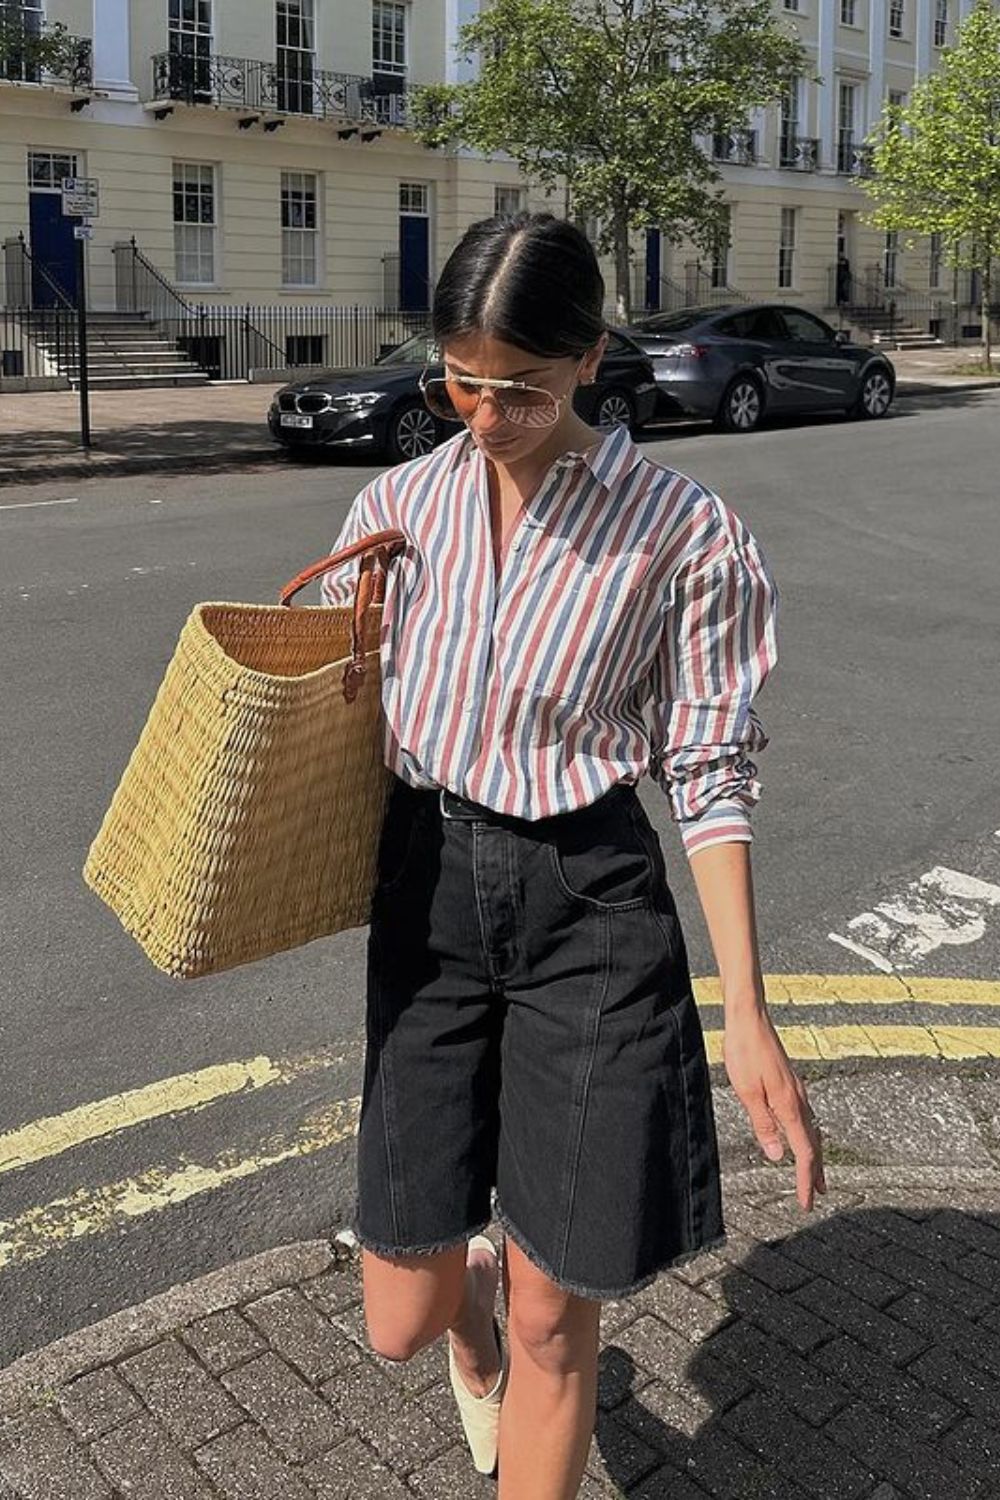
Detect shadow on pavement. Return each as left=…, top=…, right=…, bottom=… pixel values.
left=590, top=1200, right=1000, bottom=1499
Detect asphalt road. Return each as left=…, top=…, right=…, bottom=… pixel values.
left=2, top=389, right=999, bottom=1366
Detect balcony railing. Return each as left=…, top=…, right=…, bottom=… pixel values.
left=712, top=129, right=757, bottom=166
left=151, top=51, right=389, bottom=123
left=0, top=20, right=92, bottom=88
left=779, top=135, right=819, bottom=172
left=837, top=139, right=874, bottom=178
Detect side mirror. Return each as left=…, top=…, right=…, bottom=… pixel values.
left=834, top=329, right=849, bottom=346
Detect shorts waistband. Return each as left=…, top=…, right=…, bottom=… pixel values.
left=391, top=776, right=637, bottom=832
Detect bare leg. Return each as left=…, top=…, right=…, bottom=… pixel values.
left=497, top=1236, right=601, bottom=1500
left=447, top=1239, right=503, bottom=1396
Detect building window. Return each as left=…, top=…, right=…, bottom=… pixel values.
left=373, top=1, right=406, bottom=76
left=837, top=82, right=856, bottom=172
left=783, top=0, right=799, bottom=10
left=779, top=79, right=799, bottom=165
left=934, top=0, right=947, bottom=46
left=778, top=207, right=796, bottom=289
left=888, top=88, right=906, bottom=109
left=840, top=0, right=857, bottom=22
left=276, top=0, right=315, bottom=114
left=399, top=181, right=428, bottom=216
left=883, top=230, right=899, bottom=287
left=494, top=185, right=524, bottom=217
left=168, top=0, right=212, bottom=100
left=889, top=0, right=904, bottom=38
left=710, top=206, right=731, bottom=289
left=286, top=334, right=325, bottom=366
left=929, top=231, right=943, bottom=288
left=173, top=163, right=215, bottom=284
left=27, top=149, right=78, bottom=189
left=281, top=171, right=318, bottom=286
left=2, top=0, right=44, bottom=83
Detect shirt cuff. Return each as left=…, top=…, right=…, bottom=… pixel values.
left=679, top=801, right=754, bottom=858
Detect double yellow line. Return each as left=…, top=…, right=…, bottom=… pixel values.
left=0, top=975, right=996, bottom=1274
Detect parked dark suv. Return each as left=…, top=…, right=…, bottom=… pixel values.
left=626, top=303, right=895, bottom=432
left=268, top=329, right=659, bottom=461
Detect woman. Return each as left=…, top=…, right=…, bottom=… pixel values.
left=321, top=212, right=825, bottom=1499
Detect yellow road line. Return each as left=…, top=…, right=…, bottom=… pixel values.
left=693, top=974, right=1000, bottom=1007
left=0, top=1097, right=361, bottom=1274
left=0, top=1051, right=344, bottom=1177
left=702, top=1023, right=1000, bottom=1065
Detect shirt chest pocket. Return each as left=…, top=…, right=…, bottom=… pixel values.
left=515, top=572, right=660, bottom=707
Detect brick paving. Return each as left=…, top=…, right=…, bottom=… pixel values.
left=1, top=1167, right=998, bottom=1498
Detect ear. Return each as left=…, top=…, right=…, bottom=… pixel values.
left=579, top=332, right=608, bottom=386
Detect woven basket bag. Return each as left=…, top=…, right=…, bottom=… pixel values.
left=83, top=528, right=407, bottom=979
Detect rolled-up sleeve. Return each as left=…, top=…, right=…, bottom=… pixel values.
left=647, top=523, right=779, bottom=859
left=319, top=478, right=388, bottom=607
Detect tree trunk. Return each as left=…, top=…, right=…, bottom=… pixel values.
left=614, top=213, right=631, bottom=325
left=982, top=256, right=993, bottom=372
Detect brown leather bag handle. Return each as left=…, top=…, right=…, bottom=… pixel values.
left=279, top=528, right=407, bottom=702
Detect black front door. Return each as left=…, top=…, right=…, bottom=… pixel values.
left=29, top=192, right=79, bottom=307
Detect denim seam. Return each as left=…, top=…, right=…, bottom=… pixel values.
left=369, top=935, right=403, bottom=1244
left=556, top=907, right=612, bottom=1277
left=470, top=824, right=503, bottom=992
left=665, top=980, right=696, bottom=1249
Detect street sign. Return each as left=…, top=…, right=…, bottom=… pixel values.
left=73, top=224, right=94, bottom=240
left=62, top=176, right=100, bottom=217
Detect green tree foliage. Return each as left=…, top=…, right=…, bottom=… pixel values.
left=0, top=11, right=83, bottom=83
left=410, top=0, right=806, bottom=322
left=863, top=0, right=1000, bottom=368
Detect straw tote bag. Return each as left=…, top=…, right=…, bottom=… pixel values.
left=83, top=528, right=407, bottom=979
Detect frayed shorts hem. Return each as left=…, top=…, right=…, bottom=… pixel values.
left=494, top=1197, right=729, bottom=1302
left=350, top=1215, right=494, bottom=1260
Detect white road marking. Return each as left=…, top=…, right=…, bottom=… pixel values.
left=0, top=497, right=79, bottom=511
left=829, top=864, right=1000, bottom=971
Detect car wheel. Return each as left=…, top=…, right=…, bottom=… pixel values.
left=716, top=375, right=763, bottom=433
left=851, top=365, right=894, bottom=419
left=595, top=387, right=635, bottom=430
left=388, top=401, right=439, bottom=462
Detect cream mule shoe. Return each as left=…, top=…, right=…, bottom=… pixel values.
left=447, top=1234, right=509, bottom=1476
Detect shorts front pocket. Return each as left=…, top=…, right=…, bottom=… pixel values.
left=546, top=801, right=655, bottom=913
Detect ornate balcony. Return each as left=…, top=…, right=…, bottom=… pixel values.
left=0, top=20, right=92, bottom=89
left=150, top=51, right=392, bottom=124
left=712, top=128, right=757, bottom=166
left=837, top=139, right=874, bottom=178
left=779, top=135, right=820, bottom=172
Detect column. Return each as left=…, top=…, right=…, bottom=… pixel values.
left=869, top=0, right=887, bottom=133
left=91, top=0, right=137, bottom=100
left=818, top=0, right=836, bottom=170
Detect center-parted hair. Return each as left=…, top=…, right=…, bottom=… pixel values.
left=431, top=212, right=606, bottom=360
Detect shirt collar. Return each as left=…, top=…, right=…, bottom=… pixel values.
left=458, top=422, right=643, bottom=492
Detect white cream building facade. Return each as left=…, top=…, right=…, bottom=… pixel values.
left=0, top=0, right=989, bottom=364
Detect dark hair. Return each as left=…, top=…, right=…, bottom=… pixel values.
left=431, top=211, right=605, bottom=359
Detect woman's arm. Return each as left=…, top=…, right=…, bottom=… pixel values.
left=688, top=840, right=825, bottom=1212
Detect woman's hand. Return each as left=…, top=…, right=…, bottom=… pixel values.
left=722, top=1007, right=826, bottom=1211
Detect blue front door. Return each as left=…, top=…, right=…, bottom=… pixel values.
left=644, top=229, right=661, bottom=312
left=399, top=213, right=430, bottom=312
left=29, top=192, right=79, bottom=307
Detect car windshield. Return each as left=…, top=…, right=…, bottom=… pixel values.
left=631, top=309, right=715, bottom=334
left=376, top=331, right=438, bottom=367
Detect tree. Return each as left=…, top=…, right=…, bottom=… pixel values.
left=0, top=8, right=83, bottom=85
left=410, top=0, right=806, bottom=322
left=862, top=0, right=1000, bottom=369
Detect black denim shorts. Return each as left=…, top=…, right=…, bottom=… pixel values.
left=352, top=773, right=726, bottom=1300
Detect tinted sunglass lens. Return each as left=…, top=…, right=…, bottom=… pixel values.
left=421, top=380, right=459, bottom=420
left=497, top=390, right=560, bottom=426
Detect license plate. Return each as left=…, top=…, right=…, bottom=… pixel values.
left=280, top=413, right=313, bottom=429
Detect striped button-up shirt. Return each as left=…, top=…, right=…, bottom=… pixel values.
left=320, top=423, right=779, bottom=859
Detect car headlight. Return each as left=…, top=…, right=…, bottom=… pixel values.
left=329, top=392, right=385, bottom=410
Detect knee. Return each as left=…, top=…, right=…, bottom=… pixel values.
left=365, top=1318, right=426, bottom=1364
left=507, top=1294, right=598, bottom=1377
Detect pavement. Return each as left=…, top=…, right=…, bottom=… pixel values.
left=1, top=1057, right=999, bottom=1500
left=1, top=347, right=998, bottom=490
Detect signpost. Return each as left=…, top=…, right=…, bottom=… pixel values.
left=61, top=177, right=99, bottom=449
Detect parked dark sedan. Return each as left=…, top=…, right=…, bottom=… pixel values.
left=626, top=303, right=895, bottom=432
left=268, top=329, right=659, bottom=461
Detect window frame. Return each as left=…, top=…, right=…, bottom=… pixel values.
left=889, top=0, right=905, bottom=39
left=493, top=184, right=525, bottom=217
left=281, top=169, right=320, bottom=288
left=840, top=0, right=857, bottom=24
left=778, top=206, right=797, bottom=291
left=172, top=160, right=217, bottom=287
left=372, top=0, right=407, bottom=77
left=933, top=0, right=947, bottom=47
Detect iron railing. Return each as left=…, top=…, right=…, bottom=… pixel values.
left=837, top=136, right=874, bottom=177
left=113, top=237, right=197, bottom=320
left=779, top=135, right=820, bottom=171
left=631, top=270, right=689, bottom=316
left=712, top=129, right=757, bottom=166
left=3, top=234, right=132, bottom=377
left=150, top=51, right=393, bottom=124
left=0, top=16, right=92, bottom=87
left=0, top=304, right=77, bottom=381
left=683, top=262, right=749, bottom=307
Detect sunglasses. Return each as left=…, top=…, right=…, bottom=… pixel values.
left=419, top=364, right=580, bottom=429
